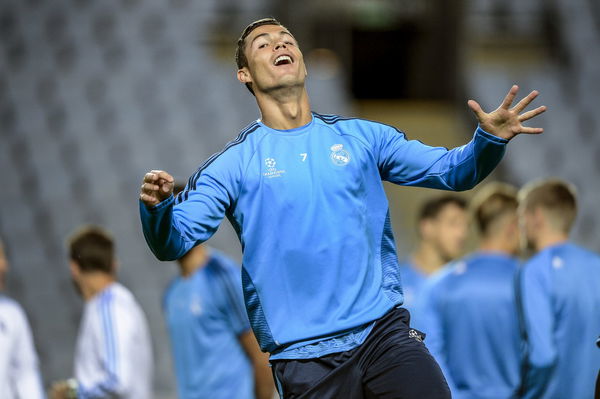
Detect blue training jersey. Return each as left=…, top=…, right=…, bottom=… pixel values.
left=141, top=113, right=507, bottom=353
left=419, top=252, right=521, bottom=399
left=163, top=250, right=253, bottom=399
left=518, top=242, right=600, bottom=399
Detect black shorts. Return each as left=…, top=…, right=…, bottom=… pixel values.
left=270, top=307, right=451, bottom=399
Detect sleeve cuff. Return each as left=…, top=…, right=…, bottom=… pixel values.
left=476, top=126, right=509, bottom=145
left=143, top=194, right=175, bottom=214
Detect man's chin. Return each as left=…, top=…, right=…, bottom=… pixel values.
left=261, top=76, right=305, bottom=92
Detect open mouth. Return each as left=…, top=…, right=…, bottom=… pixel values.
left=274, top=55, right=293, bottom=66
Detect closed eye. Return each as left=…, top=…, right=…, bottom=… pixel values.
left=258, top=43, right=268, bottom=49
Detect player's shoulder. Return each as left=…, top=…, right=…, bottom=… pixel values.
left=185, top=120, right=265, bottom=182
left=0, top=294, right=26, bottom=317
left=523, top=247, right=553, bottom=271
left=562, top=242, right=600, bottom=258
left=313, top=112, right=376, bottom=127
left=225, top=119, right=271, bottom=152
left=94, top=283, right=139, bottom=311
left=469, top=252, right=520, bottom=269
left=436, top=260, right=466, bottom=284
left=313, top=112, right=405, bottom=137
left=207, top=249, right=241, bottom=274
left=163, top=276, right=181, bottom=302
left=397, top=261, right=425, bottom=282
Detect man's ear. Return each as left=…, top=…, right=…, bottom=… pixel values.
left=420, top=219, right=434, bottom=240
left=69, top=260, right=80, bottom=279
left=237, top=68, right=252, bottom=84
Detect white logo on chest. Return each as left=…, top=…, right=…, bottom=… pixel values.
left=552, top=256, right=564, bottom=269
left=190, top=295, right=203, bottom=315
left=263, top=157, right=286, bottom=178
left=330, top=144, right=351, bottom=166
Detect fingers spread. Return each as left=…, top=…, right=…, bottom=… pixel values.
left=519, top=126, right=544, bottom=135
left=513, top=90, right=539, bottom=113
left=518, top=105, right=547, bottom=122
left=500, top=85, right=519, bottom=109
left=467, top=99, right=485, bottom=119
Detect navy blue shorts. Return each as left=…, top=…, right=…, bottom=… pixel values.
left=270, top=307, right=451, bottom=399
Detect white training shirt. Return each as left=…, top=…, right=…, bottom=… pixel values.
left=74, top=282, right=153, bottom=399
left=0, top=295, right=45, bottom=399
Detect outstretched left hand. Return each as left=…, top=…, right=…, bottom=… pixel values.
left=468, top=85, right=546, bottom=141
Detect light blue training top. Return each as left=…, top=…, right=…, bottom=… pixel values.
left=518, top=242, right=600, bottom=399
left=419, top=252, right=521, bottom=399
left=163, top=250, right=253, bottom=399
left=141, top=113, right=507, bottom=357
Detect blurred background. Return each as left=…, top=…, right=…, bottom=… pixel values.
left=0, top=0, right=598, bottom=396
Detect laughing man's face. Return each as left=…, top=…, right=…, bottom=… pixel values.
left=238, top=25, right=307, bottom=94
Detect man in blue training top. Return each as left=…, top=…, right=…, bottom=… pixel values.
left=517, top=179, right=600, bottom=399
left=163, top=184, right=274, bottom=399
left=419, top=183, right=522, bottom=399
left=397, top=195, right=468, bottom=326
left=139, top=17, right=546, bottom=398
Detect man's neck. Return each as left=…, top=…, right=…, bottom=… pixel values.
left=178, top=246, right=210, bottom=278
left=479, top=235, right=517, bottom=256
left=535, top=231, right=569, bottom=252
left=412, top=243, right=447, bottom=276
left=81, top=273, right=115, bottom=302
left=256, top=86, right=312, bottom=130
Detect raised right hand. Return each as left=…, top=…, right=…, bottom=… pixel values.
left=140, top=170, right=174, bottom=207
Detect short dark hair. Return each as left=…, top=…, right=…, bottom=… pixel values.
left=418, top=195, right=467, bottom=222
left=235, top=17, right=285, bottom=95
left=471, top=183, right=518, bottom=235
left=68, top=226, right=115, bottom=274
left=519, top=178, right=577, bottom=233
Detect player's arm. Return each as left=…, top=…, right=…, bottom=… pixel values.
left=239, top=330, right=276, bottom=399
left=140, top=148, right=242, bottom=261
left=517, top=260, right=556, bottom=399
left=10, top=304, right=45, bottom=399
left=376, top=86, right=545, bottom=191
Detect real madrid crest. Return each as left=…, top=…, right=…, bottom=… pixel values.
left=330, top=144, right=351, bottom=166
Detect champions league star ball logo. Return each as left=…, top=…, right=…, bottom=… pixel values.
left=265, top=158, right=277, bottom=170
left=263, top=157, right=285, bottom=178
left=330, top=144, right=351, bottom=166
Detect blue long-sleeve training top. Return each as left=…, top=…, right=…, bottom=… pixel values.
left=419, top=252, right=521, bottom=399
left=140, top=112, right=508, bottom=353
left=518, top=242, right=600, bottom=399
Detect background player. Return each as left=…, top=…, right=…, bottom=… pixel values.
left=397, top=195, right=468, bottom=317
left=0, top=238, right=45, bottom=399
left=50, top=226, right=153, bottom=399
left=517, top=178, right=600, bottom=399
left=419, top=183, right=522, bottom=398
left=163, top=184, right=274, bottom=399
left=139, top=18, right=546, bottom=398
